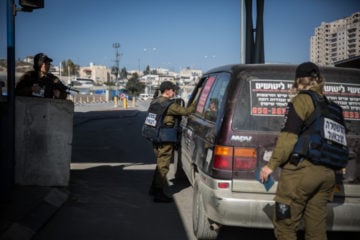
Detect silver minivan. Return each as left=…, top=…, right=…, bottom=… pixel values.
left=175, top=64, right=360, bottom=239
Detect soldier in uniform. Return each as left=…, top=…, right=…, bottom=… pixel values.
left=15, top=53, right=68, bottom=99
left=260, top=62, right=336, bottom=240
left=149, top=81, right=196, bottom=203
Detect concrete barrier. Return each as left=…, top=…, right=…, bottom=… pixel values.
left=15, top=97, right=74, bottom=186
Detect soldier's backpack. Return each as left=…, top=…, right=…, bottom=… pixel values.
left=291, top=90, right=349, bottom=170
left=142, top=98, right=180, bottom=144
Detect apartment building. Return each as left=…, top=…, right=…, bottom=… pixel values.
left=310, top=12, right=360, bottom=66
left=78, top=63, right=110, bottom=84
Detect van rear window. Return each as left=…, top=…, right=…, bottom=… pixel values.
left=250, top=79, right=293, bottom=116
left=233, top=79, right=291, bottom=132
left=233, top=77, right=360, bottom=134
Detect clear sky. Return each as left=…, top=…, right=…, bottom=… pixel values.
left=0, top=0, right=359, bottom=71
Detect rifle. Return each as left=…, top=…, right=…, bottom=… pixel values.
left=39, top=74, right=79, bottom=98
left=64, top=85, right=80, bottom=94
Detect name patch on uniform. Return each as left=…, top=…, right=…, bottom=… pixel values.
left=145, top=113, right=157, bottom=127
left=323, top=117, right=347, bottom=146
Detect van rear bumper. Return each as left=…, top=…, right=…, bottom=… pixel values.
left=198, top=176, right=360, bottom=231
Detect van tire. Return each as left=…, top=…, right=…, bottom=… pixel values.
left=192, top=178, right=219, bottom=240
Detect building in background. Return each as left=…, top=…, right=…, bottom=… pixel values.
left=179, top=67, right=202, bottom=85
left=310, top=12, right=360, bottom=66
left=79, top=63, right=110, bottom=84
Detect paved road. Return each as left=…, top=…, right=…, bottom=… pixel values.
left=33, top=103, right=196, bottom=240
left=32, top=101, right=359, bottom=240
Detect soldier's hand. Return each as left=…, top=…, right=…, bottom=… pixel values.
left=260, top=165, right=273, bottom=183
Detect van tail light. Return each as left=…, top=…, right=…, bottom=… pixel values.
left=213, top=146, right=257, bottom=171
left=213, top=146, right=233, bottom=170
left=234, top=148, right=257, bottom=170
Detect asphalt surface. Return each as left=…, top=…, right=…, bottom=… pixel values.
left=1, top=101, right=359, bottom=240
left=0, top=100, right=197, bottom=240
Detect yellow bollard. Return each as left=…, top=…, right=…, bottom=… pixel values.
left=123, top=97, right=127, bottom=109
left=114, top=96, right=118, bottom=107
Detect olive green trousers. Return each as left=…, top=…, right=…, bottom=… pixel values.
left=152, top=143, right=174, bottom=189
left=273, top=160, right=336, bottom=240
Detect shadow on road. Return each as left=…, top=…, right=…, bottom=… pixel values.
left=34, top=109, right=360, bottom=240
left=33, top=110, right=192, bottom=240
left=34, top=163, right=190, bottom=240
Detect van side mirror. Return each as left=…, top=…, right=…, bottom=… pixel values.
left=19, top=0, right=44, bottom=10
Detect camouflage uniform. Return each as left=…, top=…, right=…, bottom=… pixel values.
left=151, top=96, right=195, bottom=190
left=267, top=86, right=336, bottom=240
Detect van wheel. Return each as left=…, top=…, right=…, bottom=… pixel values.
left=173, top=148, right=186, bottom=180
left=192, top=178, right=219, bottom=240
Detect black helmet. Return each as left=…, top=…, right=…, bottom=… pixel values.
left=33, top=53, right=53, bottom=71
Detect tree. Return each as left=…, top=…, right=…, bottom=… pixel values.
left=126, top=73, right=145, bottom=97
left=111, top=66, right=119, bottom=79
left=143, top=65, right=151, bottom=75
left=150, top=68, right=158, bottom=75
left=120, top=67, right=128, bottom=79
left=61, top=59, right=78, bottom=76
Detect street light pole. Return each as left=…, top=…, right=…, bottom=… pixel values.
left=4, top=0, right=16, bottom=193
left=3, top=0, right=44, bottom=193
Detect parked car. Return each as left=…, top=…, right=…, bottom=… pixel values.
left=175, top=64, right=360, bottom=239
left=139, top=93, right=153, bottom=101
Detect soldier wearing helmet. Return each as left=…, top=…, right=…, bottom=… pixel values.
left=15, top=53, right=68, bottom=99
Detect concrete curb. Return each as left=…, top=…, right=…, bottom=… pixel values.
left=0, top=188, right=69, bottom=240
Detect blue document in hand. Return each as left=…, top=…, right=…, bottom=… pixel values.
left=255, top=167, right=275, bottom=191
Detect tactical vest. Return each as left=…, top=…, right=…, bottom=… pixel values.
left=291, top=90, right=349, bottom=170
left=142, top=98, right=179, bottom=144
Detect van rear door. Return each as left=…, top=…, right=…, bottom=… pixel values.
left=230, top=67, right=360, bottom=229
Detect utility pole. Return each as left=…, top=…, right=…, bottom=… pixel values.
left=244, top=0, right=265, bottom=64
left=240, top=0, right=245, bottom=64
left=112, top=43, right=120, bottom=81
